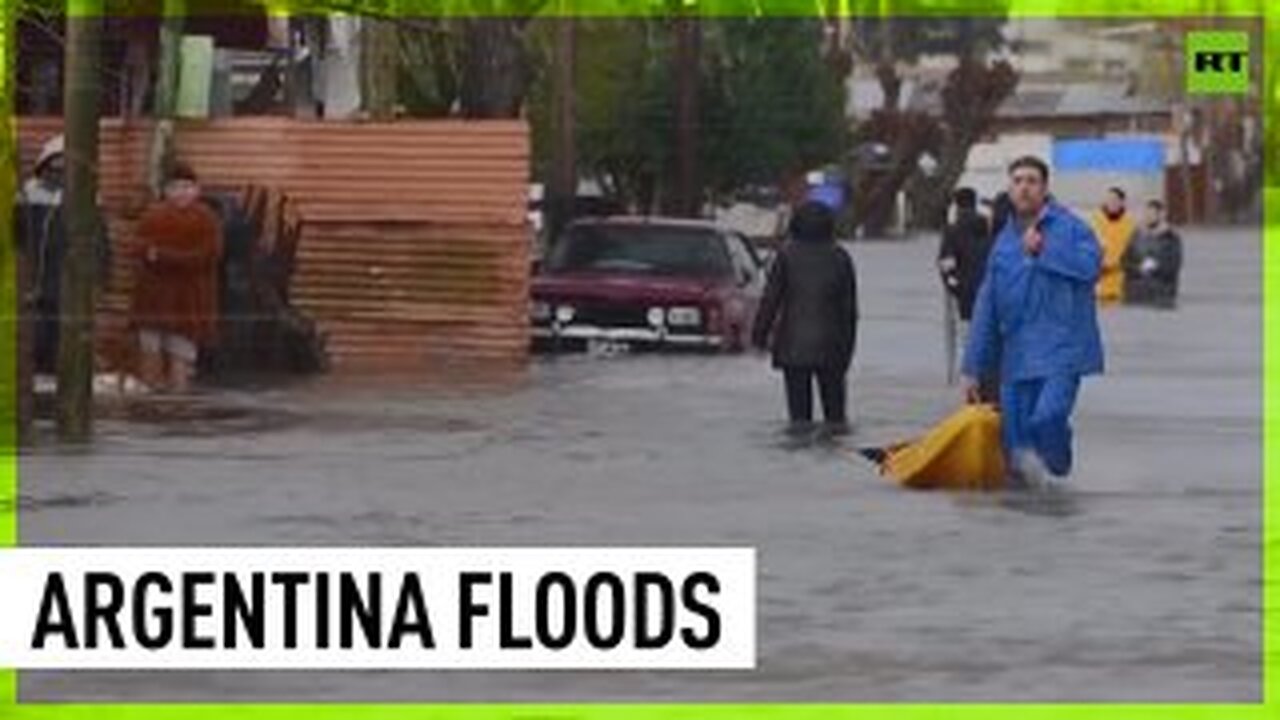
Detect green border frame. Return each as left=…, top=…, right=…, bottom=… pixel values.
left=1, top=0, right=1276, bottom=717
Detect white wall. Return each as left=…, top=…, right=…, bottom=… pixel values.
left=957, top=133, right=1169, bottom=218
left=1052, top=172, right=1165, bottom=219
left=956, top=133, right=1054, bottom=201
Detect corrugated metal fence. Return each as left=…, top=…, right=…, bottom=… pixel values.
left=17, top=117, right=532, bottom=371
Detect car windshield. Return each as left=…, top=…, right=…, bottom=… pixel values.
left=546, top=225, right=732, bottom=278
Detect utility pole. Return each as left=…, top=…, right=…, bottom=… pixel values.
left=149, top=0, right=184, bottom=194
left=58, top=0, right=103, bottom=441
left=672, top=13, right=700, bottom=217
left=360, top=17, right=397, bottom=119
left=1165, top=20, right=1195, bottom=224
left=2, top=1, right=31, bottom=448
left=547, top=17, right=576, bottom=248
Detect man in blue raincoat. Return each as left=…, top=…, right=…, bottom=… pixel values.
left=961, top=156, right=1104, bottom=488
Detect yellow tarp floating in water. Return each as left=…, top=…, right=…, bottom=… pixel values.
left=865, top=404, right=1006, bottom=492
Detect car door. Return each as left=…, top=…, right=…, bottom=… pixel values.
left=722, top=232, right=766, bottom=340
left=728, top=232, right=765, bottom=296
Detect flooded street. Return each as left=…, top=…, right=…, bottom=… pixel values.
left=18, top=228, right=1260, bottom=702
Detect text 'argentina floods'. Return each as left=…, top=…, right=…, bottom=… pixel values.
left=0, top=548, right=756, bottom=669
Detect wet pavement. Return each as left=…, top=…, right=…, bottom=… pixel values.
left=18, top=226, right=1261, bottom=702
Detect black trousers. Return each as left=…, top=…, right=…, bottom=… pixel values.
left=33, top=301, right=60, bottom=375
left=783, top=367, right=847, bottom=424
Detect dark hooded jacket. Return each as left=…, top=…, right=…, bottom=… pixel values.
left=938, top=208, right=993, bottom=320
left=1122, top=224, right=1182, bottom=308
left=15, top=178, right=112, bottom=373
left=989, top=191, right=1014, bottom=240
left=751, top=233, right=859, bottom=370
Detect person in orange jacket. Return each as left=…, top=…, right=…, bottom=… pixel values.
left=130, top=162, right=223, bottom=393
left=1089, top=187, right=1135, bottom=306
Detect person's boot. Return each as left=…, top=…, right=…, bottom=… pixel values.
left=1014, top=449, right=1056, bottom=492
left=821, top=420, right=852, bottom=437
left=785, top=419, right=816, bottom=437
left=1003, top=462, right=1030, bottom=492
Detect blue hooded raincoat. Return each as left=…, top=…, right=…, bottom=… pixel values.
left=961, top=201, right=1105, bottom=476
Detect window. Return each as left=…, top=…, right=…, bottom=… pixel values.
left=722, top=233, right=766, bottom=290
left=547, top=225, right=734, bottom=279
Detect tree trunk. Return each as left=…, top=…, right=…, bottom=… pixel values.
left=58, top=5, right=103, bottom=442
left=875, top=60, right=900, bottom=111
left=361, top=17, right=397, bottom=119
left=910, top=133, right=972, bottom=230
left=148, top=0, right=183, bottom=195
left=670, top=15, right=701, bottom=218
left=850, top=110, right=937, bottom=237
left=546, top=18, right=576, bottom=249
left=2, top=12, right=29, bottom=447
left=850, top=55, right=911, bottom=236
left=121, top=26, right=152, bottom=119
left=425, top=21, right=460, bottom=112
left=1176, top=104, right=1194, bottom=223
left=862, top=135, right=927, bottom=236
left=15, top=244, right=33, bottom=448
left=459, top=19, right=529, bottom=119
left=295, top=17, right=325, bottom=118
left=910, top=60, right=1016, bottom=230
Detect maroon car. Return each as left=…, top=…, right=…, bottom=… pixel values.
left=531, top=217, right=768, bottom=352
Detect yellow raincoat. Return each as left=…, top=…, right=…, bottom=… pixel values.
left=869, top=404, right=1006, bottom=491
left=1090, top=211, right=1135, bottom=305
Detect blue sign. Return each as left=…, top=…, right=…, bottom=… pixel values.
left=1051, top=139, right=1165, bottom=174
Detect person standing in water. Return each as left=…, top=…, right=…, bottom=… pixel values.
left=938, top=186, right=997, bottom=402
left=1089, top=186, right=1135, bottom=306
left=130, top=162, right=223, bottom=393
left=962, top=156, right=1105, bottom=488
left=1122, top=199, right=1183, bottom=309
left=752, top=200, right=859, bottom=436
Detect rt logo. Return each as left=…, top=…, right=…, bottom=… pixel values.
left=1186, top=31, right=1249, bottom=95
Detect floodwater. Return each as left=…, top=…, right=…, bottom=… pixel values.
left=18, top=227, right=1261, bottom=702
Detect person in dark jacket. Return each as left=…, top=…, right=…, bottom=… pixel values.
left=939, top=187, right=997, bottom=403
left=15, top=134, right=112, bottom=375
left=987, top=190, right=1014, bottom=241
left=938, top=187, right=993, bottom=321
left=752, top=201, right=859, bottom=433
left=1122, top=199, right=1183, bottom=309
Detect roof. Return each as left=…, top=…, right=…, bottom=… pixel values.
left=892, top=78, right=1170, bottom=119
left=1050, top=83, right=1169, bottom=117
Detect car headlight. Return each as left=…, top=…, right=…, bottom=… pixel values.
left=667, top=306, right=702, bottom=327
left=646, top=307, right=666, bottom=327
left=555, top=305, right=576, bottom=324
left=530, top=300, right=551, bottom=322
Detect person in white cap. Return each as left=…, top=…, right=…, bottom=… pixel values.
left=21, top=134, right=64, bottom=205
left=15, top=134, right=111, bottom=376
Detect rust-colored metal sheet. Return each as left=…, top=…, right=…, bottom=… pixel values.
left=294, top=216, right=531, bottom=369
left=17, top=117, right=532, bottom=371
